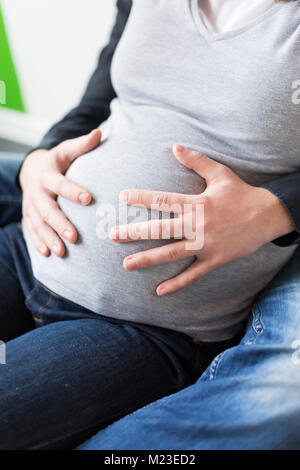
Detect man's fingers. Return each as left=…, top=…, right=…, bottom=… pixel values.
left=156, top=258, right=216, bottom=296
left=110, top=218, right=184, bottom=242
left=173, top=144, right=227, bottom=183
left=42, top=173, right=92, bottom=205
left=122, top=240, right=197, bottom=272
left=119, top=188, right=194, bottom=213
left=56, top=129, right=102, bottom=166
left=25, top=204, right=66, bottom=257
left=35, top=194, right=78, bottom=244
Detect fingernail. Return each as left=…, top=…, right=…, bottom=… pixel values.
left=125, top=257, right=137, bottom=270
left=79, top=193, right=91, bottom=204
left=63, top=230, right=73, bottom=240
left=52, top=244, right=61, bottom=255
left=39, top=244, right=48, bottom=255
left=175, top=144, right=184, bottom=152
left=119, top=191, right=129, bottom=203
left=157, top=287, right=168, bottom=296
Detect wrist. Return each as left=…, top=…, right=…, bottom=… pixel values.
left=254, top=187, right=295, bottom=244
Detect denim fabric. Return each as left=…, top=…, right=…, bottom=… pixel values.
left=1, top=155, right=300, bottom=450
left=0, top=222, right=239, bottom=450
left=0, top=154, right=23, bottom=226
left=79, top=245, right=300, bottom=450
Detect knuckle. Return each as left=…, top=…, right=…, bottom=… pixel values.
left=187, top=271, right=198, bottom=284
left=153, top=192, right=170, bottom=210
left=55, top=145, right=70, bottom=165
left=131, top=190, right=143, bottom=206
left=44, top=231, right=59, bottom=248
left=56, top=220, right=66, bottom=234
left=194, top=193, right=208, bottom=206
left=41, top=204, right=55, bottom=224
left=168, top=245, right=179, bottom=261
left=129, top=225, right=140, bottom=240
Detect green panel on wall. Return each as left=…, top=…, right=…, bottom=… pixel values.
left=0, top=4, right=25, bottom=112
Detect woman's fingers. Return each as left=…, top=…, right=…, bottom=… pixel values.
left=156, top=258, right=217, bottom=296
left=119, top=188, right=195, bottom=213
left=24, top=204, right=65, bottom=257
left=42, top=173, right=92, bottom=205
left=56, top=129, right=102, bottom=168
left=122, top=240, right=197, bottom=271
left=36, top=193, right=78, bottom=244
left=110, top=218, right=184, bottom=242
left=24, top=216, right=50, bottom=257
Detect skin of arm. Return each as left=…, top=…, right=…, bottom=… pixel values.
left=110, top=145, right=295, bottom=295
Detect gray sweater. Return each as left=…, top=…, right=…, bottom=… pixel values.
left=23, top=0, right=300, bottom=341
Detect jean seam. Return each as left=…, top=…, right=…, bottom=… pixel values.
left=38, top=294, right=53, bottom=317
left=252, top=304, right=264, bottom=336
left=209, top=351, right=226, bottom=380
left=25, top=285, right=39, bottom=308
left=25, top=287, right=53, bottom=324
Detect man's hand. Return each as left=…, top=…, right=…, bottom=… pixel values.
left=20, top=129, right=101, bottom=257
left=110, top=145, right=294, bottom=296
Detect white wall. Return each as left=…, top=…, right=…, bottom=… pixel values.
left=0, top=0, right=116, bottom=146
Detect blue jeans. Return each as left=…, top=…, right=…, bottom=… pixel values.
left=0, top=154, right=23, bottom=226
left=1, top=156, right=300, bottom=450
left=0, top=157, right=238, bottom=450
left=79, top=245, right=300, bottom=450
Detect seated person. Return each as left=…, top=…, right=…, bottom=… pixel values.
left=0, top=0, right=300, bottom=449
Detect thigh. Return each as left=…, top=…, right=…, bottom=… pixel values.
left=79, top=246, right=300, bottom=450
left=0, top=224, right=34, bottom=342
left=0, top=314, right=199, bottom=450
left=0, top=155, right=23, bottom=226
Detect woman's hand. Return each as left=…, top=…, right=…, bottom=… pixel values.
left=20, top=129, right=101, bottom=257
left=110, top=145, right=294, bottom=296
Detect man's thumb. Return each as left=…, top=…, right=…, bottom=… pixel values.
left=172, top=144, right=224, bottom=183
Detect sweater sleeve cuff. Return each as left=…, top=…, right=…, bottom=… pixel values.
left=261, top=175, right=300, bottom=247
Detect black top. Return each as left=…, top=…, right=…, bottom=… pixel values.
left=19, top=0, right=300, bottom=246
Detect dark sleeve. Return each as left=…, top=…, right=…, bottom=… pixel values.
left=16, top=0, right=132, bottom=183
left=261, top=173, right=300, bottom=246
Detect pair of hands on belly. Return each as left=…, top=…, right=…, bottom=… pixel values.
left=20, top=130, right=294, bottom=295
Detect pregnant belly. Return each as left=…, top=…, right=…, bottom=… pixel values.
left=24, top=112, right=296, bottom=340
left=57, top=126, right=206, bottom=299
